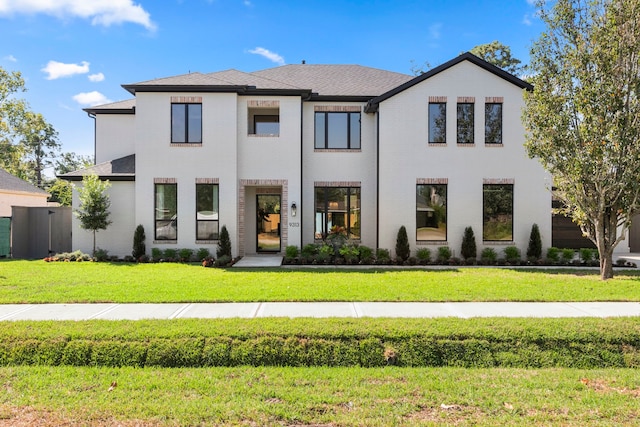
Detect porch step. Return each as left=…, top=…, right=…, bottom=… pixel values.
left=233, top=255, right=283, bottom=268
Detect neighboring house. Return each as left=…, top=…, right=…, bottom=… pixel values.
left=0, top=168, right=50, bottom=216
left=62, top=53, right=556, bottom=259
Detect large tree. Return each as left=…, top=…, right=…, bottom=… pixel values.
left=0, top=66, right=28, bottom=178
left=523, top=0, right=640, bottom=279
left=15, top=111, right=61, bottom=188
left=470, top=41, right=524, bottom=75
left=75, top=174, right=112, bottom=256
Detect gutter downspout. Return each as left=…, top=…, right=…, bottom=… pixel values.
left=300, top=91, right=313, bottom=247
left=87, top=112, right=96, bottom=164
left=376, top=110, right=380, bottom=250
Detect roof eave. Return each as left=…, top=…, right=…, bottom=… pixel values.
left=122, top=84, right=312, bottom=97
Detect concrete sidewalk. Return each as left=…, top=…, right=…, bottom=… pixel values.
left=0, top=302, right=638, bottom=321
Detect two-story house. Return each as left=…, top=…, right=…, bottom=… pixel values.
left=62, top=53, right=552, bottom=259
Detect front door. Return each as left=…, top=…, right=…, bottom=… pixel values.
left=256, top=194, right=281, bottom=252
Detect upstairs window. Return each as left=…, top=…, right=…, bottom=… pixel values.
left=485, top=103, right=503, bottom=144
left=248, top=103, right=280, bottom=136
left=171, top=103, right=202, bottom=144
left=315, top=112, right=361, bottom=149
left=428, top=103, right=446, bottom=143
left=457, top=103, right=474, bottom=144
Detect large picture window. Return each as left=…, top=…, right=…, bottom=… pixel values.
left=483, top=184, right=513, bottom=241
left=155, top=183, right=177, bottom=240
left=428, top=103, right=446, bottom=143
left=457, top=103, right=474, bottom=144
left=196, top=184, right=219, bottom=240
left=485, top=103, right=503, bottom=144
left=171, top=103, right=202, bottom=143
left=314, top=112, right=361, bottom=149
left=315, top=187, right=360, bottom=239
left=416, top=184, right=447, bottom=241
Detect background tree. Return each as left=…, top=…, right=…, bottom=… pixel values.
left=48, top=153, right=94, bottom=206
left=469, top=41, right=524, bottom=75
left=0, top=66, right=29, bottom=178
left=15, top=111, right=60, bottom=188
left=75, top=174, right=112, bottom=256
left=523, top=0, right=640, bottom=279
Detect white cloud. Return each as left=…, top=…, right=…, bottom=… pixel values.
left=72, top=91, right=111, bottom=106
left=88, top=72, right=105, bottom=82
left=41, top=60, right=89, bottom=80
left=429, top=23, right=442, bottom=40
left=523, top=14, right=532, bottom=26
left=3, top=54, right=17, bottom=62
left=249, top=47, right=285, bottom=66
left=0, top=0, right=156, bottom=30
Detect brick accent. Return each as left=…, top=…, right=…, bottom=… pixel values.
left=314, top=105, right=361, bottom=112
left=485, top=143, right=504, bottom=148
left=238, top=179, right=288, bottom=256
left=195, top=178, right=219, bottom=184
left=248, top=100, right=280, bottom=108
left=428, top=96, right=447, bottom=103
left=170, top=143, right=202, bottom=148
left=483, top=178, right=515, bottom=185
left=171, top=96, right=202, bottom=103
left=457, top=97, right=475, bottom=103
left=485, top=97, right=504, bottom=103
left=314, top=181, right=361, bottom=187
left=417, top=178, right=448, bottom=184
left=457, top=143, right=476, bottom=147
left=154, top=178, right=176, bottom=184
left=314, top=149, right=362, bottom=153
left=428, top=143, right=447, bottom=147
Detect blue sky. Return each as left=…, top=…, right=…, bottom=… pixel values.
left=0, top=0, right=544, bottom=160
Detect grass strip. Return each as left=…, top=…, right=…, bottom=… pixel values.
left=1, top=318, right=639, bottom=368
left=2, top=260, right=640, bottom=302
left=1, top=366, right=639, bottom=426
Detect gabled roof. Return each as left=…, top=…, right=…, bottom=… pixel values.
left=365, top=52, right=533, bottom=113
left=59, top=155, right=135, bottom=182
left=0, top=168, right=49, bottom=196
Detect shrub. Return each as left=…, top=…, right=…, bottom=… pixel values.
left=339, top=244, right=360, bottom=264
left=480, top=247, right=498, bottom=263
left=301, top=244, right=318, bottom=259
left=416, top=247, right=431, bottom=262
left=561, top=248, right=575, bottom=263
left=179, top=248, right=194, bottom=262
left=436, top=246, right=451, bottom=263
left=196, top=248, right=211, bottom=261
left=132, top=224, right=146, bottom=260
left=358, top=245, right=374, bottom=264
left=526, top=223, right=542, bottom=259
left=214, top=255, right=232, bottom=268
left=395, top=226, right=410, bottom=261
left=151, top=248, right=162, bottom=262
left=503, top=246, right=521, bottom=263
left=546, top=247, right=560, bottom=262
left=285, top=245, right=299, bottom=258
left=460, top=227, right=477, bottom=259
left=217, top=225, right=231, bottom=258
left=163, top=248, right=177, bottom=261
left=579, top=248, right=593, bottom=263
left=317, top=243, right=334, bottom=263
left=375, top=248, right=391, bottom=264
left=94, top=247, right=109, bottom=262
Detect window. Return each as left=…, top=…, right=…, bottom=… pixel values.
left=248, top=105, right=280, bottom=136
left=155, top=183, right=177, bottom=240
left=483, top=184, right=513, bottom=241
left=253, top=115, right=279, bottom=135
left=196, top=184, right=219, bottom=240
left=485, top=103, right=503, bottom=144
left=428, top=103, right=446, bottom=143
left=171, top=103, right=202, bottom=143
left=315, top=112, right=361, bottom=149
left=457, top=103, right=474, bottom=143
left=315, top=187, right=360, bottom=239
left=416, top=184, right=447, bottom=241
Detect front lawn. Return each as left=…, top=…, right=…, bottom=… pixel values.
left=1, top=366, right=638, bottom=426
left=0, top=260, right=639, bottom=303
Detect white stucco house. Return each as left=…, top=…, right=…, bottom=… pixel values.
left=62, top=53, right=554, bottom=259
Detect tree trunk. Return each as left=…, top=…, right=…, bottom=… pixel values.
left=92, top=231, right=96, bottom=257
left=600, top=252, right=614, bottom=280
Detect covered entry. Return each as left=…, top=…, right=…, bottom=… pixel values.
left=256, top=194, right=281, bottom=252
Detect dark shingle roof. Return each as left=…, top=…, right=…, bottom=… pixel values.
left=0, top=168, right=49, bottom=195
left=60, top=155, right=135, bottom=182
left=84, top=99, right=135, bottom=114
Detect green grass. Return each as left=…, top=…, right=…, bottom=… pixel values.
left=1, top=260, right=639, bottom=303
left=1, top=366, right=638, bottom=426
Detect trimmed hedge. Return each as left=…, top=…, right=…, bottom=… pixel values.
left=0, top=318, right=639, bottom=368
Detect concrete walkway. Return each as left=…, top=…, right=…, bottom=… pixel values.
left=0, top=302, right=638, bottom=321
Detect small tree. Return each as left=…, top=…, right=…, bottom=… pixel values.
left=461, top=226, right=477, bottom=259
left=395, top=225, right=410, bottom=261
left=74, top=174, right=111, bottom=256
left=217, top=225, right=231, bottom=258
left=132, top=224, right=146, bottom=260
left=526, top=223, right=542, bottom=259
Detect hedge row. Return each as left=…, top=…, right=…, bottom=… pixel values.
left=0, top=318, right=639, bottom=368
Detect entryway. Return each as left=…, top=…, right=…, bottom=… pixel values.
left=256, top=194, right=281, bottom=252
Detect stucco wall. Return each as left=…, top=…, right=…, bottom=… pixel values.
left=95, top=114, right=135, bottom=164
left=378, top=60, right=552, bottom=257
left=0, top=191, right=49, bottom=217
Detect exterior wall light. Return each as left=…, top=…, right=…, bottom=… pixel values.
left=291, top=202, right=297, bottom=217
